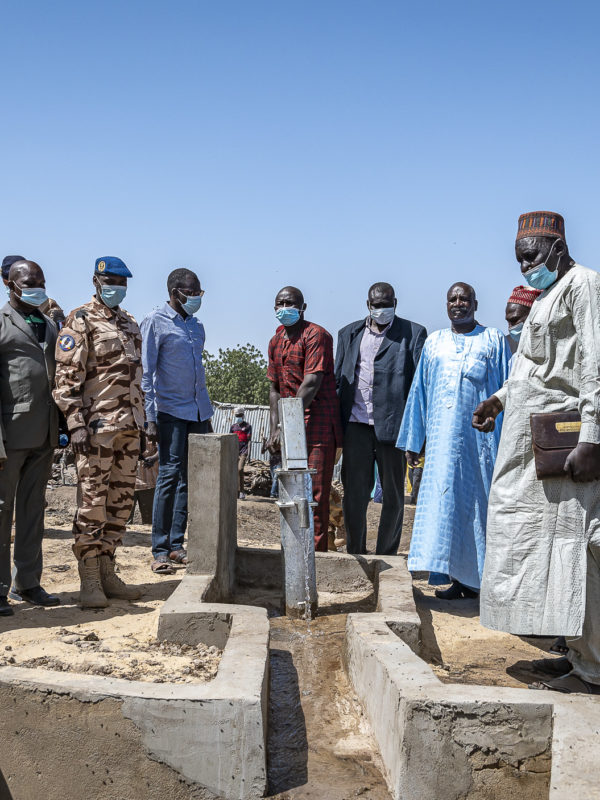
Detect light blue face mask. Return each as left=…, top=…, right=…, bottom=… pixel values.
left=100, top=284, right=127, bottom=308
left=276, top=307, right=301, bottom=327
left=523, top=241, right=561, bottom=290
left=18, top=286, right=49, bottom=307
left=180, top=293, right=202, bottom=315
left=508, top=322, right=524, bottom=341
left=524, top=262, right=558, bottom=290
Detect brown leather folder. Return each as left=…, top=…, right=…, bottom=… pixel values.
left=530, top=410, right=581, bottom=479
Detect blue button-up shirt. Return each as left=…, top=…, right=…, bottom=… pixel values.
left=141, top=302, right=213, bottom=423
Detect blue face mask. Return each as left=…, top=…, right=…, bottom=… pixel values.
left=508, top=322, right=524, bottom=342
left=524, top=262, right=558, bottom=290
left=17, top=286, right=49, bottom=307
left=100, top=284, right=127, bottom=308
left=180, top=293, right=202, bottom=315
left=275, top=307, right=301, bottom=327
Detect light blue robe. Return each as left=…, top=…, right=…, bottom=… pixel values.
left=396, top=325, right=511, bottom=590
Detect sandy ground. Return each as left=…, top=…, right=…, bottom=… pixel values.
left=0, top=484, right=554, bottom=690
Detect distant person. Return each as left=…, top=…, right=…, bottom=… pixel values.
left=329, top=482, right=346, bottom=550
left=230, top=407, right=252, bottom=500
left=262, top=437, right=281, bottom=498
left=266, top=286, right=342, bottom=552
left=129, top=451, right=159, bottom=525
left=2, top=255, right=25, bottom=295
left=44, top=298, right=66, bottom=330
left=142, top=268, right=213, bottom=575
left=0, top=260, right=60, bottom=614
left=54, top=257, right=143, bottom=607
left=408, top=455, right=425, bottom=505
left=335, top=282, right=426, bottom=554
left=504, top=285, right=541, bottom=357
left=474, top=212, right=600, bottom=694
left=397, top=283, right=511, bottom=599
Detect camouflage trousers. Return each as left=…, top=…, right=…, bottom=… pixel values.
left=73, top=429, right=140, bottom=561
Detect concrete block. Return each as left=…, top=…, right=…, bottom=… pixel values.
left=345, top=613, right=556, bottom=800
left=550, top=696, right=600, bottom=799
left=375, top=558, right=421, bottom=654
left=157, top=575, right=227, bottom=646
left=0, top=687, right=218, bottom=800
left=315, top=551, right=375, bottom=593
left=236, top=547, right=283, bottom=591
left=187, top=433, right=238, bottom=599
left=0, top=603, right=270, bottom=800
left=399, top=696, right=552, bottom=800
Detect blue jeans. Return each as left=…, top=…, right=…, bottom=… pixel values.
left=270, top=464, right=279, bottom=498
left=152, top=412, right=210, bottom=558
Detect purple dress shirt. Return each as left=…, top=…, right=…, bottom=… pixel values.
left=349, top=318, right=392, bottom=425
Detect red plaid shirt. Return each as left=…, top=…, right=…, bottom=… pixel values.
left=267, top=320, right=342, bottom=447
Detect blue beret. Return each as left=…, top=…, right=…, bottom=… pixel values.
left=95, top=256, right=132, bottom=278
left=2, top=255, right=25, bottom=281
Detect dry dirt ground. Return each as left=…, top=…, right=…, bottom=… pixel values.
left=0, top=485, right=554, bottom=690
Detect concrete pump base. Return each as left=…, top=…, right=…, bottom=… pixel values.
left=0, top=586, right=269, bottom=800
left=343, top=557, right=600, bottom=800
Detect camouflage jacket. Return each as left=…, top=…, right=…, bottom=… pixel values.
left=53, top=296, right=145, bottom=433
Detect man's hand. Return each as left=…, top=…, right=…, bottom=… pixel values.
left=472, top=395, right=503, bottom=432
left=146, top=422, right=159, bottom=445
left=406, top=451, right=421, bottom=468
left=267, top=428, right=281, bottom=454
left=565, top=442, right=600, bottom=482
left=71, top=427, right=90, bottom=456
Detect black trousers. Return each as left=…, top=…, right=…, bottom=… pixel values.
left=341, top=422, right=406, bottom=555
left=0, top=443, right=53, bottom=596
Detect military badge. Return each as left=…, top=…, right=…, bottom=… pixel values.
left=59, top=334, right=76, bottom=352
left=97, top=260, right=106, bottom=272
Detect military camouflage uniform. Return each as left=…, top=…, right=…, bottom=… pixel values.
left=53, top=296, right=144, bottom=561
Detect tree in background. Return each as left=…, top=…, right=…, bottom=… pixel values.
left=204, top=344, right=269, bottom=405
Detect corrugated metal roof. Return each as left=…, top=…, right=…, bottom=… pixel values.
left=212, top=402, right=271, bottom=462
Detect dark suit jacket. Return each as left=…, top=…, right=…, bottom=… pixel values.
left=335, top=316, right=427, bottom=444
left=0, top=303, right=58, bottom=459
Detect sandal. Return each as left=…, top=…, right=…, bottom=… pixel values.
left=549, top=636, right=569, bottom=655
left=151, top=555, right=176, bottom=574
left=529, top=672, right=600, bottom=694
left=169, top=549, right=188, bottom=565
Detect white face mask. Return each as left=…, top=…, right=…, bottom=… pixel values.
left=369, top=306, right=395, bottom=325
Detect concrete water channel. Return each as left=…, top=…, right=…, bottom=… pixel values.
left=0, top=432, right=599, bottom=799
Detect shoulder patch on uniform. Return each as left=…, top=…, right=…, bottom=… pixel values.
left=58, top=334, right=76, bottom=352
left=75, top=310, right=88, bottom=319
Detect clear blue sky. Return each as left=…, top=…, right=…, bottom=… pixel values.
left=2, top=1, right=599, bottom=354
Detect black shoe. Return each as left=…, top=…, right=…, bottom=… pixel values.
left=435, top=581, right=479, bottom=600
left=0, top=596, right=14, bottom=616
left=8, top=586, right=60, bottom=607
left=529, top=655, right=572, bottom=678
